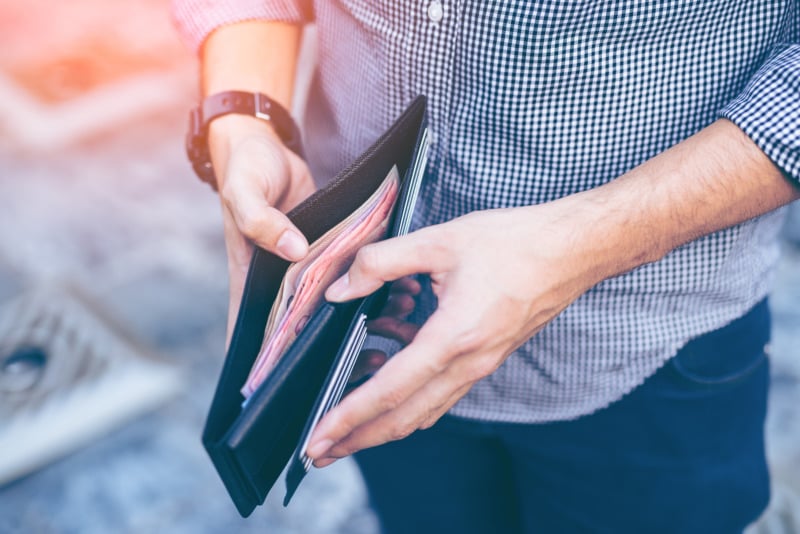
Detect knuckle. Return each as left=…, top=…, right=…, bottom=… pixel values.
left=449, top=328, right=486, bottom=356
left=420, top=227, right=455, bottom=264
left=424, top=355, right=448, bottom=375
left=419, top=418, right=436, bottom=430
left=388, top=422, right=416, bottom=442
left=219, top=181, right=237, bottom=206
left=293, top=159, right=313, bottom=182
left=354, top=245, right=382, bottom=278
left=377, top=389, right=404, bottom=412
left=237, top=216, right=263, bottom=239
left=328, top=441, right=354, bottom=459
left=419, top=410, right=443, bottom=430
left=465, top=357, right=498, bottom=382
left=331, top=407, right=358, bottom=434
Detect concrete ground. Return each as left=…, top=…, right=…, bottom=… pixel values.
left=0, top=2, right=798, bottom=533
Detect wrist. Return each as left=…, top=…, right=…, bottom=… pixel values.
left=207, top=114, right=286, bottom=191
left=186, top=91, right=304, bottom=190
left=208, top=114, right=282, bottom=148
left=571, top=180, right=669, bottom=281
left=522, top=184, right=665, bottom=290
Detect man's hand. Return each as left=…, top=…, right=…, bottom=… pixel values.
left=308, top=202, right=605, bottom=466
left=349, top=276, right=422, bottom=383
left=201, top=20, right=310, bottom=343
left=305, top=119, right=799, bottom=466
left=209, top=114, right=316, bottom=342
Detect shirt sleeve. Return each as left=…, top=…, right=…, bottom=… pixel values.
left=720, top=43, right=800, bottom=186
left=170, top=0, right=314, bottom=54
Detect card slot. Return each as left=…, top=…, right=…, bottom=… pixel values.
left=316, top=326, right=367, bottom=423
left=394, top=128, right=430, bottom=236
left=284, top=313, right=369, bottom=502
left=296, top=314, right=368, bottom=463
left=297, top=321, right=367, bottom=473
left=299, top=322, right=367, bottom=475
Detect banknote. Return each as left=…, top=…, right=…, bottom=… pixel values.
left=241, top=166, right=400, bottom=398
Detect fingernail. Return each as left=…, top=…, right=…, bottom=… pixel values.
left=325, top=274, right=350, bottom=302
left=276, top=230, right=307, bottom=261
left=314, top=457, right=339, bottom=468
left=307, top=438, right=334, bottom=459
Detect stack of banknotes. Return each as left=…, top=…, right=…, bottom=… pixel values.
left=242, top=165, right=401, bottom=399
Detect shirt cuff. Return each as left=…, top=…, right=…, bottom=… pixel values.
left=720, top=44, right=800, bottom=187
left=170, top=0, right=313, bottom=54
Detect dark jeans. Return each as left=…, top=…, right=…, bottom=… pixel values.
left=355, top=300, right=771, bottom=534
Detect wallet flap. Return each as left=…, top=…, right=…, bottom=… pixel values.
left=202, top=96, right=428, bottom=517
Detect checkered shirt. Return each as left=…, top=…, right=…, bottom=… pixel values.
left=173, top=0, right=800, bottom=422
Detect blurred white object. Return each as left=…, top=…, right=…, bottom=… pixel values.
left=0, top=285, right=181, bottom=484
left=0, top=70, right=192, bottom=152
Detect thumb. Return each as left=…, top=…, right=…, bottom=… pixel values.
left=325, top=227, right=447, bottom=302
left=223, top=170, right=309, bottom=261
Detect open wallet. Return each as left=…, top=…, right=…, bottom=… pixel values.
left=202, top=96, right=430, bottom=517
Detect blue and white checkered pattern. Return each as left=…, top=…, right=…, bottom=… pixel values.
left=173, top=0, right=800, bottom=422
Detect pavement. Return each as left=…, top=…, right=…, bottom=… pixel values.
left=0, top=2, right=798, bottom=533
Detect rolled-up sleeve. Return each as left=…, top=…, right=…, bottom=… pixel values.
left=170, top=0, right=313, bottom=54
left=720, top=44, right=800, bottom=186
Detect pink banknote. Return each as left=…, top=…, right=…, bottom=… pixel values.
left=242, top=166, right=400, bottom=398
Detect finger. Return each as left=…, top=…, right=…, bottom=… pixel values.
left=366, top=316, right=419, bottom=345
left=325, top=228, right=449, bottom=302
left=278, top=153, right=317, bottom=211
left=317, top=371, right=475, bottom=463
left=416, top=346, right=506, bottom=424
left=312, top=310, right=498, bottom=461
left=348, top=349, right=388, bottom=383
left=380, top=293, right=416, bottom=319
left=306, top=310, right=458, bottom=459
left=418, top=382, right=474, bottom=429
left=324, top=348, right=489, bottom=461
left=389, top=276, right=422, bottom=296
left=222, top=176, right=308, bottom=262
left=313, top=457, right=339, bottom=468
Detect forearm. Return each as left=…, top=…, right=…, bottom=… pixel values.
left=311, top=120, right=800, bottom=464
left=202, top=20, right=302, bottom=107
left=545, top=119, right=800, bottom=287
left=201, top=20, right=305, bottom=193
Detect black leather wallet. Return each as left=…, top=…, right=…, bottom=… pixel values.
left=202, top=96, right=430, bottom=517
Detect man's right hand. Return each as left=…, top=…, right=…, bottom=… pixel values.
left=208, top=114, right=316, bottom=345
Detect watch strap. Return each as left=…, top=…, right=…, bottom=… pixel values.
left=186, top=91, right=305, bottom=190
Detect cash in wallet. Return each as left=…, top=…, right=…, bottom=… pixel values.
left=201, top=96, right=430, bottom=517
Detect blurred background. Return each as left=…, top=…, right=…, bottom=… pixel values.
left=0, top=1, right=376, bottom=532
left=0, top=1, right=798, bottom=533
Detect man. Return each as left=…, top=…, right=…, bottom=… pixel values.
left=173, top=1, right=799, bottom=532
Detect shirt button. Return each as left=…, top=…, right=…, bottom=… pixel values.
left=427, top=1, right=444, bottom=23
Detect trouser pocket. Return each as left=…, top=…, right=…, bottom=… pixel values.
left=669, top=299, right=770, bottom=387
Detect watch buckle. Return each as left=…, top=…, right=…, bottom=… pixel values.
left=254, top=93, right=272, bottom=122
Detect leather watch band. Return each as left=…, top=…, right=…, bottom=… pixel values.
left=186, top=91, right=305, bottom=191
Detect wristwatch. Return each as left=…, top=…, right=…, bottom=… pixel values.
left=186, top=90, right=305, bottom=190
